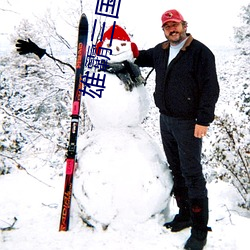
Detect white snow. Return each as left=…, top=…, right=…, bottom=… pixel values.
left=1, top=171, right=250, bottom=250
left=85, top=73, right=150, bottom=128
left=74, top=127, right=172, bottom=229
left=1, top=45, right=250, bottom=250
left=1, top=1, right=250, bottom=250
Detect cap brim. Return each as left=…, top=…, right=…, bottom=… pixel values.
left=162, top=19, right=182, bottom=27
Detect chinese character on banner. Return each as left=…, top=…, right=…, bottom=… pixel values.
left=86, top=44, right=111, bottom=71
left=87, top=19, right=116, bottom=72
left=85, top=44, right=111, bottom=72
left=95, top=0, right=122, bottom=18
left=80, top=71, right=106, bottom=98
left=80, top=1, right=121, bottom=98
left=91, top=19, right=116, bottom=46
left=95, top=58, right=110, bottom=71
left=92, top=19, right=116, bottom=59
left=96, top=46, right=112, bottom=60
left=85, top=45, right=97, bottom=69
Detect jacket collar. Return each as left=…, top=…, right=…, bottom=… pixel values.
left=162, top=33, right=193, bottom=50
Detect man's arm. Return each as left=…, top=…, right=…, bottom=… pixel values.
left=196, top=48, right=220, bottom=126
left=134, top=48, right=155, bottom=68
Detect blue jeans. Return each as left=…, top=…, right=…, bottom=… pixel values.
left=160, top=114, right=207, bottom=200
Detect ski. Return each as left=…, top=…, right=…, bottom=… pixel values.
left=59, top=14, right=88, bottom=231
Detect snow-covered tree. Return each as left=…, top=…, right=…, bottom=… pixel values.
left=0, top=1, right=96, bottom=176
left=204, top=3, right=250, bottom=209
left=0, top=19, right=74, bottom=175
left=234, top=4, right=250, bottom=56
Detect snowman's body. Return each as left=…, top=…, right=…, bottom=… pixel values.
left=74, top=26, right=173, bottom=229
left=84, top=71, right=149, bottom=129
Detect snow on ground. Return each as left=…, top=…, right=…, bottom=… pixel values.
left=1, top=8, right=249, bottom=250
left=1, top=42, right=249, bottom=250
left=1, top=168, right=250, bottom=250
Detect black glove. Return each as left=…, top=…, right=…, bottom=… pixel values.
left=16, top=38, right=46, bottom=59
left=106, top=61, right=146, bottom=91
left=122, top=61, right=146, bottom=86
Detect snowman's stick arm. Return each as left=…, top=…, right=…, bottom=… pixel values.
left=15, top=38, right=75, bottom=72
left=45, top=52, right=75, bottom=72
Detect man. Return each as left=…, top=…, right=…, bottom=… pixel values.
left=135, top=9, right=219, bottom=250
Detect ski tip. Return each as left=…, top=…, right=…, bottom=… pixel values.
left=80, top=13, right=88, bottom=26
left=80, top=13, right=88, bottom=21
left=79, top=13, right=88, bottom=30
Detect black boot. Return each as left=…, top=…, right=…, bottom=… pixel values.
left=184, top=228, right=208, bottom=250
left=164, top=195, right=192, bottom=232
left=184, top=198, right=211, bottom=250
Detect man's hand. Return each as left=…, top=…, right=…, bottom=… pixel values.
left=16, top=38, right=46, bottom=59
left=194, top=124, right=208, bottom=138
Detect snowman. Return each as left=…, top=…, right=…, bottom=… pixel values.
left=73, top=25, right=173, bottom=230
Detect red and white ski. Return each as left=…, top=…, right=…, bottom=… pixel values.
left=59, top=14, right=88, bottom=231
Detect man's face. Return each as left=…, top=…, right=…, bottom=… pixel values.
left=162, top=22, right=187, bottom=45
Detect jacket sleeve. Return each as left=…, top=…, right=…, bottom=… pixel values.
left=134, top=48, right=155, bottom=68
left=196, top=48, right=220, bottom=126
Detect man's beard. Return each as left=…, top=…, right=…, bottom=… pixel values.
left=166, top=31, right=186, bottom=45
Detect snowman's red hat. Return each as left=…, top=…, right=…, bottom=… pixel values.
left=96, top=25, right=139, bottom=58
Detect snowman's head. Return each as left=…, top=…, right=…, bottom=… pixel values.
left=96, top=25, right=139, bottom=63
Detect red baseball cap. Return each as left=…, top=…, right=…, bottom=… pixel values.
left=161, top=9, right=184, bottom=27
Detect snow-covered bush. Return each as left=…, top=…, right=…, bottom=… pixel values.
left=234, top=4, right=250, bottom=56
left=204, top=4, right=250, bottom=209
left=0, top=19, right=75, bottom=175
left=208, top=112, right=250, bottom=209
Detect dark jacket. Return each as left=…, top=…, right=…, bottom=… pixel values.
left=135, top=34, right=219, bottom=126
